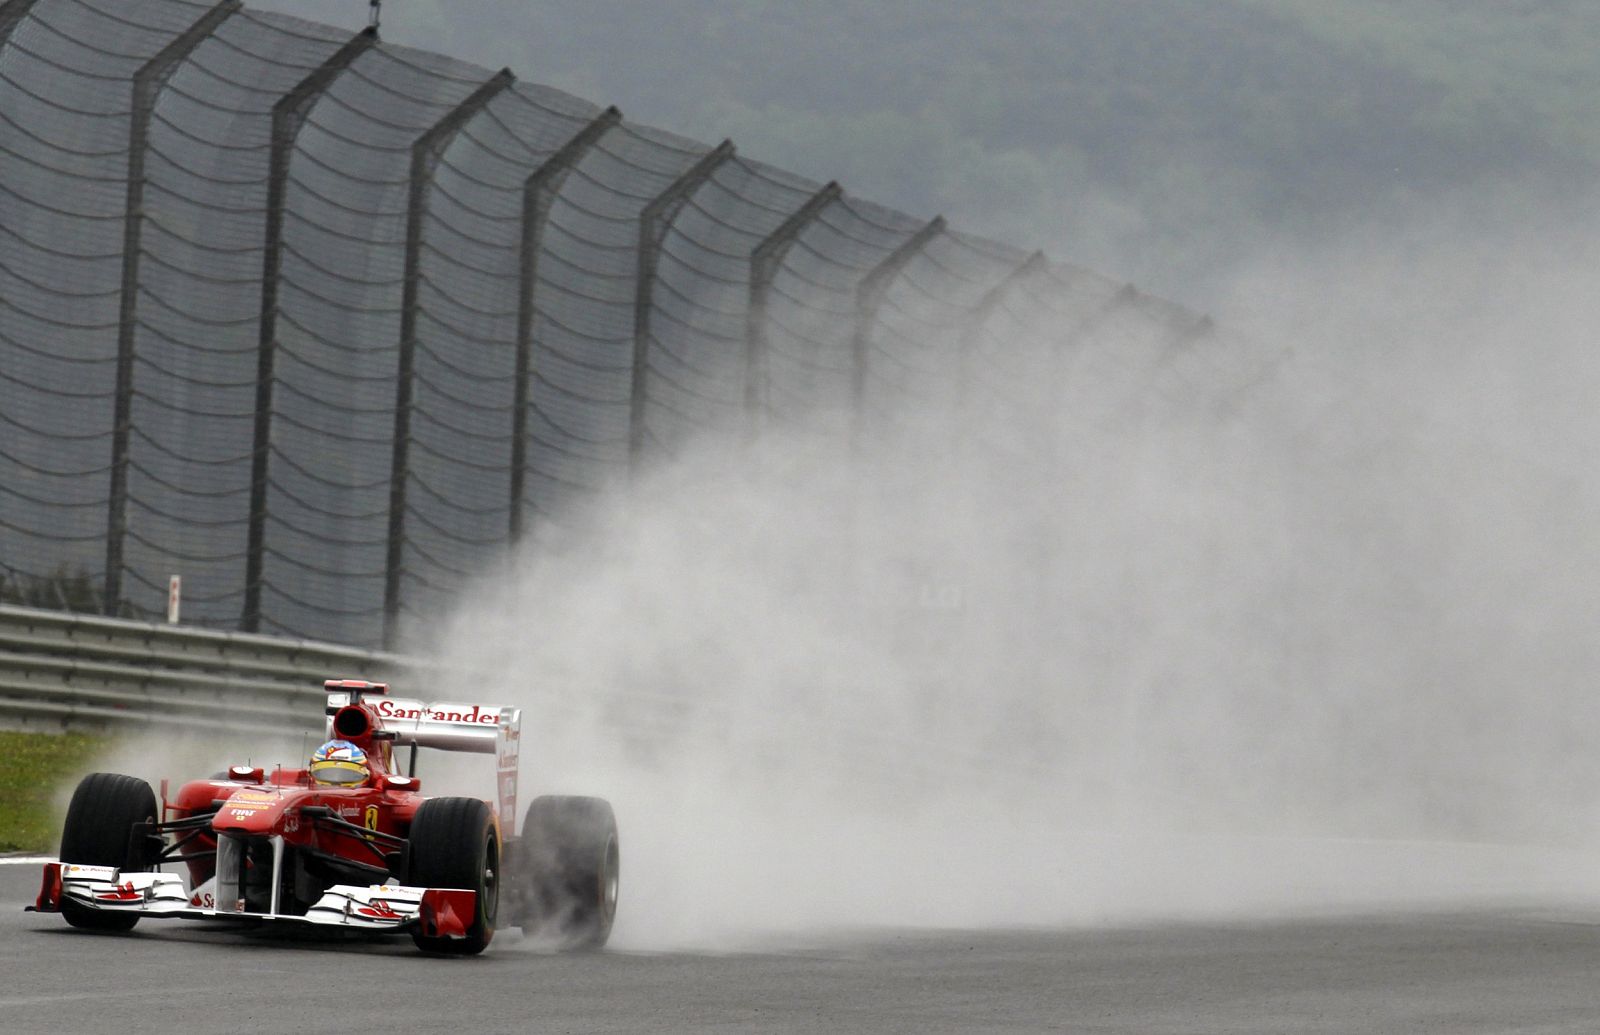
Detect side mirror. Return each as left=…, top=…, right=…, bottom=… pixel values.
left=382, top=774, right=417, bottom=792
left=228, top=765, right=264, bottom=783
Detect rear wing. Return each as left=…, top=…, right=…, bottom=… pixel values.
left=323, top=680, right=522, bottom=837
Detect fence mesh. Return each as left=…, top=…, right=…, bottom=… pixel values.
left=521, top=121, right=708, bottom=529
left=398, top=82, right=602, bottom=628
left=124, top=9, right=348, bottom=629
left=0, top=0, right=1265, bottom=647
left=640, top=156, right=818, bottom=459
left=0, top=0, right=213, bottom=611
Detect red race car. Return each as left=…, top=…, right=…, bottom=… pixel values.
left=28, top=679, right=619, bottom=955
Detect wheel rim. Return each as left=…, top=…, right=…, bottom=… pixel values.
left=482, top=831, right=499, bottom=922
left=600, top=835, right=618, bottom=919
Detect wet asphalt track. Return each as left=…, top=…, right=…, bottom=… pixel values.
left=7, top=865, right=1600, bottom=1034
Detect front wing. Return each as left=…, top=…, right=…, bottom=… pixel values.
left=29, top=863, right=476, bottom=940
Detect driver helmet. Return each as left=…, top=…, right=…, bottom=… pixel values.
left=309, top=739, right=370, bottom=787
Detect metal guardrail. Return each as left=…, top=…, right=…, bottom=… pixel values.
left=0, top=606, right=1085, bottom=794
left=0, top=604, right=412, bottom=735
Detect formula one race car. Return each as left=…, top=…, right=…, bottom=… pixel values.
left=28, top=679, right=619, bottom=955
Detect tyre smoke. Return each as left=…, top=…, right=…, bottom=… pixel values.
left=415, top=199, right=1600, bottom=950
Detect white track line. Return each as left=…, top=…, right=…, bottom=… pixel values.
left=0, top=856, right=54, bottom=865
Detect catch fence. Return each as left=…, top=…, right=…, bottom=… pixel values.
left=0, top=0, right=1259, bottom=649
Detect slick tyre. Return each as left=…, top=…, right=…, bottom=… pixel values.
left=406, top=797, right=499, bottom=955
left=520, top=796, right=619, bottom=950
left=58, top=772, right=158, bottom=932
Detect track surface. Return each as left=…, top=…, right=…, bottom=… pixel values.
left=7, top=866, right=1600, bottom=1033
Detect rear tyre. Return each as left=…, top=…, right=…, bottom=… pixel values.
left=58, top=772, right=159, bottom=932
left=520, top=796, right=619, bottom=950
left=406, top=797, right=499, bottom=955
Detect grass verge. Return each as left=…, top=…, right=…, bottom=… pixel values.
left=0, top=731, right=111, bottom=853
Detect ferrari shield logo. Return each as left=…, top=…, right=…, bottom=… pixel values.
left=364, top=805, right=379, bottom=832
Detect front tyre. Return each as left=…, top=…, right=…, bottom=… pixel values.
left=520, top=796, right=619, bottom=950
left=406, top=797, right=499, bottom=955
left=58, top=772, right=159, bottom=932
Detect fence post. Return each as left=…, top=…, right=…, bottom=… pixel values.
left=955, top=250, right=1047, bottom=418
left=1053, top=281, right=1140, bottom=378
left=851, top=216, right=945, bottom=453
left=242, top=28, right=377, bottom=632
left=509, top=106, right=621, bottom=543
left=0, top=0, right=39, bottom=43
left=382, top=69, right=515, bottom=648
left=629, top=140, right=736, bottom=471
left=1112, top=307, right=1216, bottom=421
left=104, top=1, right=240, bottom=617
left=745, top=181, right=841, bottom=440
left=1174, top=312, right=1215, bottom=347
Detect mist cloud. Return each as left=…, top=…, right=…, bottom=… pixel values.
left=366, top=193, right=1600, bottom=949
